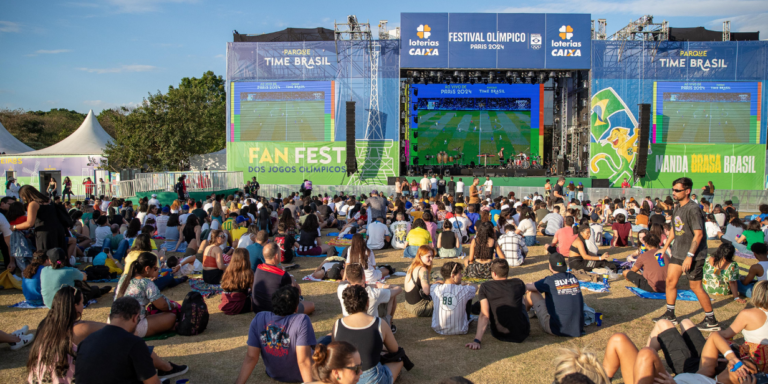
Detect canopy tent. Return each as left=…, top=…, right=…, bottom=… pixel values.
left=0, top=121, right=34, bottom=154
left=190, top=148, right=226, bottom=170
left=19, top=110, right=113, bottom=156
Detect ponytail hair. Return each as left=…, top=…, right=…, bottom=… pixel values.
left=116, top=252, right=157, bottom=298
left=312, top=341, right=358, bottom=383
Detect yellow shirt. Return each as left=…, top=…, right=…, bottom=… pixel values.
left=409, top=211, right=424, bottom=220
left=231, top=227, right=248, bottom=242
left=406, top=227, right=432, bottom=247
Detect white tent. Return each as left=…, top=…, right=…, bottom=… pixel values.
left=20, top=110, right=113, bottom=156
left=0, top=120, right=34, bottom=154
left=190, top=148, right=226, bottom=170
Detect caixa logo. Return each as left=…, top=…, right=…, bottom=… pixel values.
left=551, top=25, right=581, bottom=57
left=408, top=24, right=439, bottom=56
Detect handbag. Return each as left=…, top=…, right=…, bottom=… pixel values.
left=10, top=231, right=33, bottom=270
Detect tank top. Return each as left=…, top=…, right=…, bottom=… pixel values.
left=405, top=268, right=429, bottom=305
left=203, top=246, right=218, bottom=268
left=165, top=226, right=180, bottom=241
left=441, top=231, right=456, bottom=249
left=333, top=317, right=383, bottom=371
left=742, top=309, right=768, bottom=345
left=759, top=261, right=768, bottom=281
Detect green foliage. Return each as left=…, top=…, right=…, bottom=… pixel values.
left=0, top=108, right=86, bottom=149
left=103, top=71, right=226, bottom=172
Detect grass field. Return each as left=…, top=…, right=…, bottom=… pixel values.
left=661, top=101, right=752, bottom=143
left=0, top=229, right=753, bottom=384
left=416, top=110, right=532, bottom=166
left=239, top=100, right=326, bottom=141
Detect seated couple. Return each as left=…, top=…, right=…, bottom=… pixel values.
left=559, top=223, right=618, bottom=273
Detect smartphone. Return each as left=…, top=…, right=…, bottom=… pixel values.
left=755, top=372, right=768, bottom=384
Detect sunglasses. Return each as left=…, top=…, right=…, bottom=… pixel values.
left=343, top=364, right=363, bottom=375
left=218, top=235, right=227, bottom=239
left=672, top=188, right=686, bottom=193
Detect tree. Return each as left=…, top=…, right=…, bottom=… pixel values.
left=0, top=108, right=85, bottom=149
left=103, top=71, right=226, bottom=172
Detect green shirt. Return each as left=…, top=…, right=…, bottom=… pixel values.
left=41, top=267, right=83, bottom=308
left=744, top=230, right=764, bottom=250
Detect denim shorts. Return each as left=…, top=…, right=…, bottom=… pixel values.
left=358, top=363, right=394, bottom=384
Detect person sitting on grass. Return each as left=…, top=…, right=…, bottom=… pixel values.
left=114, top=252, right=177, bottom=338
left=201, top=229, right=228, bottom=285
left=404, top=245, right=435, bottom=317
left=40, top=248, right=88, bottom=309
left=551, top=216, right=579, bottom=256
left=567, top=225, right=617, bottom=273
left=525, top=253, right=583, bottom=338
left=235, top=285, right=316, bottom=384
left=296, top=214, right=328, bottom=256
left=390, top=212, right=411, bottom=250
left=338, top=263, right=402, bottom=333
left=623, top=234, right=668, bottom=293
left=539, top=205, right=563, bottom=236
left=402, top=219, right=432, bottom=258
left=76, top=296, right=188, bottom=384
left=22, top=251, right=49, bottom=307
left=498, top=223, right=527, bottom=267
left=738, top=243, right=768, bottom=298
left=251, top=243, right=315, bottom=315
left=333, top=284, right=403, bottom=383
left=219, top=249, right=254, bottom=315
left=466, top=259, right=529, bottom=350
left=245, top=230, right=269, bottom=271
left=610, top=214, right=634, bottom=248
left=705, top=214, right=723, bottom=240
left=366, top=217, right=392, bottom=251
left=700, top=242, right=744, bottom=302
left=430, top=261, right=478, bottom=336
left=465, top=221, right=505, bottom=279
left=736, top=220, right=765, bottom=252
left=437, top=220, right=460, bottom=258
left=308, top=341, right=362, bottom=384
left=344, top=234, right=392, bottom=284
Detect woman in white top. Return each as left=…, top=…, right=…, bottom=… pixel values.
left=136, top=202, right=149, bottom=225
left=93, top=216, right=112, bottom=249
left=704, top=214, right=723, bottom=240
left=515, top=209, right=538, bottom=246
left=4, top=178, right=20, bottom=199
left=343, top=234, right=391, bottom=284
left=717, top=280, right=768, bottom=375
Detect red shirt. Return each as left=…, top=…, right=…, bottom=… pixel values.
left=612, top=222, right=632, bottom=246
left=621, top=181, right=630, bottom=188
left=554, top=227, right=579, bottom=256
left=10, top=216, right=27, bottom=226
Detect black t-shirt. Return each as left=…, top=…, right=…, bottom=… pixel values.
left=298, top=229, right=320, bottom=247
left=478, top=279, right=530, bottom=342
left=438, top=179, right=446, bottom=190
left=552, top=184, right=564, bottom=204
left=75, top=325, right=156, bottom=384
left=649, top=213, right=666, bottom=228
left=192, top=208, right=208, bottom=221
left=440, top=231, right=456, bottom=249
left=251, top=264, right=293, bottom=313
left=447, top=180, right=456, bottom=193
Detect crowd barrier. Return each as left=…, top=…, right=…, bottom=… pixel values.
left=116, top=171, right=244, bottom=198
left=257, top=184, right=768, bottom=212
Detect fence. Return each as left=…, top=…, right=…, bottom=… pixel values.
left=115, top=171, right=244, bottom=198
left=257, top=184, right=768, bottom=212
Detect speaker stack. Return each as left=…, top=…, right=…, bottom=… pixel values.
left=634, top=103, right=651, bottom=178
left=345, top=101, right=357, bottom=175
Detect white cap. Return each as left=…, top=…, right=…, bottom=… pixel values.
left=151, top=194, right=157, bottom=198
left=500, top=204, right=510, bottom=211
left=514, top=202, right=523, bottom=208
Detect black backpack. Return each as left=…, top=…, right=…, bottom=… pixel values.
left=177, top=291, right=209, bottom=336
left=84, top=265, right=112, bottom=281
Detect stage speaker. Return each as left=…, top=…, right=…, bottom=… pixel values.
left=413, top=132, right=418, bottom=138
left=527, top=169, right=545, bottom=177
left=413, top=89, right=418, bottom=97
left=487, top=171, right=496, bottom=177
left=635, top=103, right=651, bottom=178
left=413, top=104, right=417, bottom=111
left=557, top=159, right=565, bottom=175
left=460, top=168, right=472, bottom=176
left=592, top=179, right=610, bottom=188
left=472, top=169, right=485, bottom=177
left=345, top=101, right=357, bottom=175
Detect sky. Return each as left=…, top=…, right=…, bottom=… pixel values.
left=0, top=0, right=766, bottom=114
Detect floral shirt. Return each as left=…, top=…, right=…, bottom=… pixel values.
left=118, top=278, right=165, bottom=318
left=702, top=258, right=739, bottom=296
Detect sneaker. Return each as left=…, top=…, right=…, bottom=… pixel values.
left=468, top=314, right=479, bottom=323
left=697, top=317, right=721, bottom=332
left=652, top=310, right=678, bottom=325
left=390, top=323, right=397, bottom=334
left=11, top=325, right=29, bottom=338
left=157, top=362, right=188, bottom=380
left=10, top=333, right=34, bottom=351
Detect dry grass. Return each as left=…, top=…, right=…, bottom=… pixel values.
left=0, top=232, right=752, bottom=384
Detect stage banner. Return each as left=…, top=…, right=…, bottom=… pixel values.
left=0, top=156, right=100, bottom=178
left=400, top=12, right=591, bottom=69
left=228, top=141, right=397, bottom=185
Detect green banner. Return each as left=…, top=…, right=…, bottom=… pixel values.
left=639, top=144, right=766, bottom=190
left=227, top=141, right=398, bottom=185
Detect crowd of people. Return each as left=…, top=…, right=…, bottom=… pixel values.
left=1, top=173, right=768, bottom=383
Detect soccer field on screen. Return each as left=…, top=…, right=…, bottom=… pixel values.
left=239, top=100, right=326, bottom=141
left=416, top=110, right=531, bottom=166
left=660, top=101, right=752, bottom=144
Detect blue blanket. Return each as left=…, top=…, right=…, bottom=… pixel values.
left=626, top=286, right=701, bottom=302
left=89, top=278, right=120, bottom=283
left=163, top=241, right=187, bottom=253
left=579, top=281, right=609, bottom=293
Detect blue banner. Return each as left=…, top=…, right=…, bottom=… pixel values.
left=400, top=13, right=591, bottom=69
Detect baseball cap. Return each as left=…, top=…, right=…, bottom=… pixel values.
left=236, top=216, right=248, bottom=224
left=182, top=204, right=190, bottom=211
left=591, top=213, right=600, bottom=222
left=46, top=248, right=67, bottom=266
left=549, top=253, right=568, bottom=273
left=371, top=189, right=378, bottom=195
left=162, top=206, right=170, bottom=213
left=151, top=194, right=157, bottom=198
left=500, top=204, right=510, bottom=211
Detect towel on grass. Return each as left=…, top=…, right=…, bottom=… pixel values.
left=580, top=281, right=610, bottom=293
left=9, top=301, right=47, bottom=309
left=163, top=241, right=187, bottom=253
left=188, top=278, right=223, bottom=298
left=626, top=286, right=702, bottom=302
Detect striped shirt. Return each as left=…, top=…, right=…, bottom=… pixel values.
left=498, top=232, right=527, bottom=266
left=430, top=283, right=476, bottom=335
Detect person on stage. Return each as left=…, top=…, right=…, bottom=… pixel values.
left=497, top=148, right=505, bottom=166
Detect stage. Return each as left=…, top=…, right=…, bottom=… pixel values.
left=395, top=176, right=592, bottom=187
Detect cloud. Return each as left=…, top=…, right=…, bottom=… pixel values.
left=26, top=49, right=72, bottom=57
left=214, top=54, right=224, bottom=59
left=0, top=21, right=21, bottom=33
left=710, top=13, right=768, bottom=33
left=106, top=0, right=198, bottom=14
left=76, top=64, right=157, bottom=74
left=491, top=0, right=768, bottom=17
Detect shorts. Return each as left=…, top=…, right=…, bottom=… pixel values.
left=657, top=327, right=707, bottom=375
left=405, top=299, right=433, bottom=317
left=438, top=248, right=460, bottom=258
left=625, top=270, right=657, bottom=292
left=109, top=315, right=149, bottom=338
left=203, top=268, right=224, bottom=284
left=669, top=257, right=706, bottom=281
left=297, top=245, right=323, bottom=256
left=465, top=262, right=492, bottom=279
left=532, top=299, right=553, bottom=335
left=358, top=363, right=394, bottom=384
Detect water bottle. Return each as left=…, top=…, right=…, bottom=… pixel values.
left=656, top=252, right=665, bottom=267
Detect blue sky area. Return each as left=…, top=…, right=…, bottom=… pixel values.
left=0, top=0, right=765, bottom=114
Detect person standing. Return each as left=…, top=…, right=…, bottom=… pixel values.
left=544, top=179, right=551, bottom=201
left=621, top=178, right=630, bottom=195
left=438, top=175, right=446, bottom=196
left=62, top=177, right=73, bottom=202
left=551, top=177, right=566, bottom=213
left=701, top=181, right=715, bottom=203
left=303, top=179, right=312, bottom=198
left=456, top=178, right=465, bottom=201
left=468, top=178, right=481, bottom=213
left=420, top=174, right=431, bottom=199
left=394, top=177, right=402, bottom=199
left=483, top=177, right=493, bottom=199
left=655, top=177, right=719, bottom=331
left=577, top=182, right=584, bottom=202
left=430, top=174, right=438, bottom=198
left=447, top=176, right=456, bottom=202
left=174, top=176, right=186, bottom=202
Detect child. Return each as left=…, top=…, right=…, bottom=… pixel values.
left=626, top=229, right=649, bottom=264
left=738, top=243, right=768, bottom=298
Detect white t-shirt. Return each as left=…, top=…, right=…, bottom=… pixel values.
left=430, top=283, right=476, bottom=335
left=420, top=178, right=431, bottom=191
left=366, top=221, right=391, bottom=250
left=390, top=221, right=411, bottom=249
left=0, top=213, right=11, bottom=239
left=705, top=222, right=721, bottom=238
left=203, top=202, right=213, bottom=212
left=337, top=283, right=391, bottom=317
left=483, top=180, right=493, bottom=192
left=430, top=177, right=438, bottom=189
left=542, top=213, right=564, bottom=234
left=101, top=200, right=111, bottom=211
left=517, top=218, right=536, bottom=236
left=237, top=234, right=254, bottom=249
left=155, top=215, right=169, bottom=237
left=93, top=226, right=112, bottom=248
left=136, top=212, right=147, bottom=225
left=179, top=213, right=190, bottom=225
left=448, top=216, right=472, bottom=243
left=346, top=249, right=379, bottom=283
left=147, top=198, right=160, bottom=209
left=456, top=181, right=465, bottom=194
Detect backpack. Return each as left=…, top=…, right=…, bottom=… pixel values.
left=177, top=291, right=209, bottom=336
left=84, top=265, right=112, bottom=281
